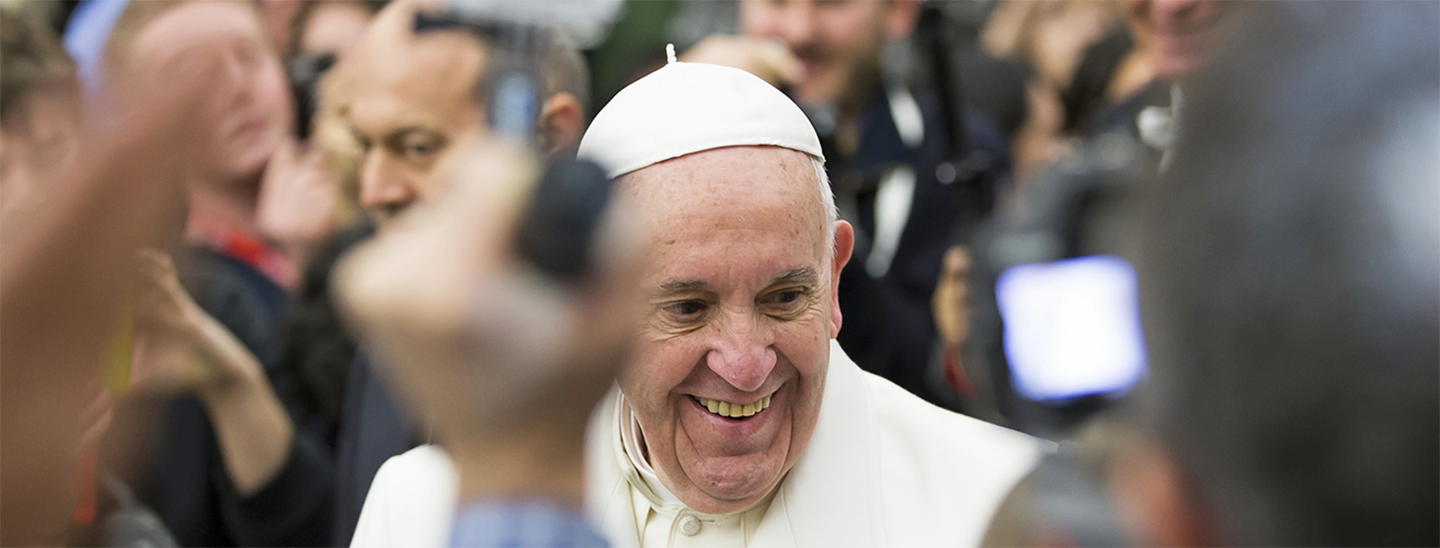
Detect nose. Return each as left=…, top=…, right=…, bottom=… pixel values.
left=359, top=152, right=417, bottom=215
left=706, top=310, right=778, bottom=392
left=775, top=0, right=818, bottom=48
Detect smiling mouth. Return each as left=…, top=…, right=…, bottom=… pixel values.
left=691, top=395, right=772, bottom=419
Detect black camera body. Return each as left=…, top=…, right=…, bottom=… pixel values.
left=966, top=130, right=1158, bottom=438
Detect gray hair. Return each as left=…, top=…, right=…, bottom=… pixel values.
left=811, top=154, right=838, bottom=259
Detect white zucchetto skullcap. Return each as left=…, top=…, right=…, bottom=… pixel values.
left=577, top=61, right=824, bottom=179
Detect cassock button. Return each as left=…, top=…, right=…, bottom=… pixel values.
left=679, top=515, right=701, bottom=536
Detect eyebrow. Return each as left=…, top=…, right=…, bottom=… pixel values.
left=350, top=124, right=441, bottom=148
left=769, top=267, right=819, bottom=287
left=656, top=280, right=710, bottom=295
left=653, top=267, right=819, bottom=296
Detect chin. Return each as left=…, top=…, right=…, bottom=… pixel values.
left=685, top=478, right=779, bottom=515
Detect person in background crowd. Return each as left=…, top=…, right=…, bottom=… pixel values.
left=981, top=0, right=1127, bottom=183
left=63, top=1, right=337, bottom=545
left=683, top=0, right=1003, bottom=410
left=316, top=2, right=593, bottom=543
left=255, top=0, right=383, bottom=277
left=264, top=0, right=382, bottom=454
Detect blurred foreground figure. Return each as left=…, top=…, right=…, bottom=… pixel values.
left=0, top=1, right=225, bottom=544
left=984, top=2, right=1440, bottom=545
left=336, top=138, right=638, bottom=547
left=353, top=60, right=1044, bottom=547
left=0, top=6, right=90, bottom=544
left=321, top=2, right=592, bottom=543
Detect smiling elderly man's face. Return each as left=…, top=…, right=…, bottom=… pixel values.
left=618, top=145, right=854, bottom=514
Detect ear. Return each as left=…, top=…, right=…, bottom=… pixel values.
left=885, top=0, right=922, bottom=40
left=828, top=220, right=855, bottom=339
left=539, top=92, right=585, bottom=155
left=1108, top=439, right=1216, bottom=547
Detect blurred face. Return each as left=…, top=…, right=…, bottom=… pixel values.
left=739, top=0, right=897, bottom=109
left=130, top=1, right=293, bottom=185
left=1126, top=0, right=1227, bottom=80
left=345, top=4, right=487, bottom=227
left=619, top=146, right=852, bottom=514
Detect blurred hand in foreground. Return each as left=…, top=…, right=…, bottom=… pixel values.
left=1, top=10, right=237, bottom=543
left=334, top=139, right=645, bottom=504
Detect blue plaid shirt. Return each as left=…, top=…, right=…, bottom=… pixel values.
left=449, top=500, right=608, bottom=547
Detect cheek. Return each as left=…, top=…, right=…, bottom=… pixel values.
left=775, top=324, right=827, bottom=373
left=621, top=336, right=697, bottom=410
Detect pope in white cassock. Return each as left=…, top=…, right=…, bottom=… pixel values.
left=351, top=59, right=1045, bottom=548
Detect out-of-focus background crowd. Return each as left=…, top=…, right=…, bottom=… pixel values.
left=1, top=0, right=1436, bottom=546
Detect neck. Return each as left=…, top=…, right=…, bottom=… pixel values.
left=186, top=175, right=260, bottom=238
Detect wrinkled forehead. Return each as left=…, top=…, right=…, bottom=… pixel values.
left=620, top=146, right=829, bottom=255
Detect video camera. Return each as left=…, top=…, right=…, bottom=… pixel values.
left=966, top=129, right=1159, bottom=438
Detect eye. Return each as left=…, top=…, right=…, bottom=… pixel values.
left=760, top=288, right=808, bottom=314
left=386, top=130, right=445, bottom=167
left=665, top=300, right=708, bottom=317
left=772, top=290, right=802, bottom=304
left=399, top=135, right=442, bottom=163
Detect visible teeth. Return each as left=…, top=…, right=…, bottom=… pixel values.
left=693, top=395, right=773, bottom=418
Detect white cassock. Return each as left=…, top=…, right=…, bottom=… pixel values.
left=351, top=341, right=1044, bottom=547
